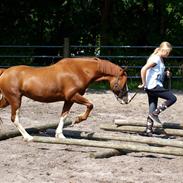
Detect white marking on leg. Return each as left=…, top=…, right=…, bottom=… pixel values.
left=13, top=109, right=33, bottom=141
left=0, top=93, right=3, bottom=100
left=55, top=115, right=67, bottom=139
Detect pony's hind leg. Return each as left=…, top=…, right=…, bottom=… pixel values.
left=10, top=97, right=33, bottom=141
left=55, top=101, right=73, bottom=139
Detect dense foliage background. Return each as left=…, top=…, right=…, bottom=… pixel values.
left=0, top=0, right=183, bottom=89
left=1, top=0, right=183, bottom=46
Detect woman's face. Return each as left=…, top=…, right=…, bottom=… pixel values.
left=161, top=49, right=171, bottom=58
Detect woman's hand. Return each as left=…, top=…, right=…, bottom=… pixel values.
left=166, top=70, right=172, bottom=78
left=138, top=83, right=145, bottom=89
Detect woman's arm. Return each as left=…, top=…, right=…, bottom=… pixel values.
left=138, top=60, right=156, bottom=89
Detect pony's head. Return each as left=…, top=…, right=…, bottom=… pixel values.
left=110, top=69, right=129, bottom=104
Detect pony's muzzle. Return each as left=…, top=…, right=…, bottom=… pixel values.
left=116, top=95, right=128, bottom=104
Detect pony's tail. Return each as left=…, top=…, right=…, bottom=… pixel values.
left=0, top=94, right=9, bottom=127
left=0, top=68, right=8, bottom=126
left=0, top=93, right=9, bottom=108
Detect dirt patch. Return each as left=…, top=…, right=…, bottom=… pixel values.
left=0, top=90, right=183, bottom=183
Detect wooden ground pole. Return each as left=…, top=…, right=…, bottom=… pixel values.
left=100, top=124, right=183, bottom=137
left=63, top=129, right=183, bottom=149
left=0, top=120, right=72, bottom=140
left=114, top=119, right=183, bottom=129
left=33, top=136, right=183, bottom=156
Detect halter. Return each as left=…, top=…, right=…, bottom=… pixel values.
left=112, top=74, right=128, bottom=104
left=113, top=74, right=138, bottom=104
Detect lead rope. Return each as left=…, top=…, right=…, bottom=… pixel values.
left=128, top=92, right=138, bottom=103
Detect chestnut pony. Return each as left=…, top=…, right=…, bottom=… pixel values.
left=0, top=57, right=128, bottom=141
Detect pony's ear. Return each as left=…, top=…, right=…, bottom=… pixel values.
left=123, top=66, right=128, bottom=71
left=120, top=66, right=128, bottom=75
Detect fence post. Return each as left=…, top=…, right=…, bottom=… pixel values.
left=63, top=37, right=70, bottom=58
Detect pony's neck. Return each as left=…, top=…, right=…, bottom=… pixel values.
left=95, top=59, right=122, bottom=82
left=97, top=59, right=121, bottom=76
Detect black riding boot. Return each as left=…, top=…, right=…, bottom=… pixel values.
left=140, top=117, right=154, bottom=137
left=145, top=117, right=154, bottom=137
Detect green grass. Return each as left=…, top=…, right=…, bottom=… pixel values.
left=89, top=81, right=110, bottom=90
left=171, top=79, right=183, bottom=90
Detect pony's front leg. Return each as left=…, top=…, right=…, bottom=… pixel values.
left=55, top=115, right=67, bottom=139
left=12, top=108, right=33, bottom=142
left=71, top=93, right=93, bottom=124
left=55, top=101, right=73, bottom=139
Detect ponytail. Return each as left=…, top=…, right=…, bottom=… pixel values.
left=152, top=47, right=160, bottom=55
left=148, top=41, right=172, bottom=61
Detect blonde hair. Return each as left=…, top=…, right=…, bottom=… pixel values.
left=152, top=41, right=172, bottom=55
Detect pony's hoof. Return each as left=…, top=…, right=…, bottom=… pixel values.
left=75, top=116, right=82, bottom=124
left=23, top=136, right=33, bottom=142
left=55, top=133, right=66, bottom=139
left=70, top=122, right=75, bottom=127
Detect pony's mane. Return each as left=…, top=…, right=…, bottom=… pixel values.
left=97, top=59, right=122, bottom=76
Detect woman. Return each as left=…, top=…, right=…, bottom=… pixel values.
left=138, top=41, right=177, bottom=136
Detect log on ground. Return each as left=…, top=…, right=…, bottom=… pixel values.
left=33, top=136, right=183, bottom=156
left=63, top=129, right=183, bottom=149
left=90, top=148, right=126, bottom=159
left=114, top=119, right=183, bottom=129
left=100, top=124, right=183, bottom=137
left=0, top=120, right=72, bottom=141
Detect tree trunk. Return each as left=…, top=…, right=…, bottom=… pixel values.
left=153, top=0, right=166, bottom=37
left=100, top=0, right=113, bottom=56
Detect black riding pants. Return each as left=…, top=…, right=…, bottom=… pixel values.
left=146, top=85, right=177, bottom=113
